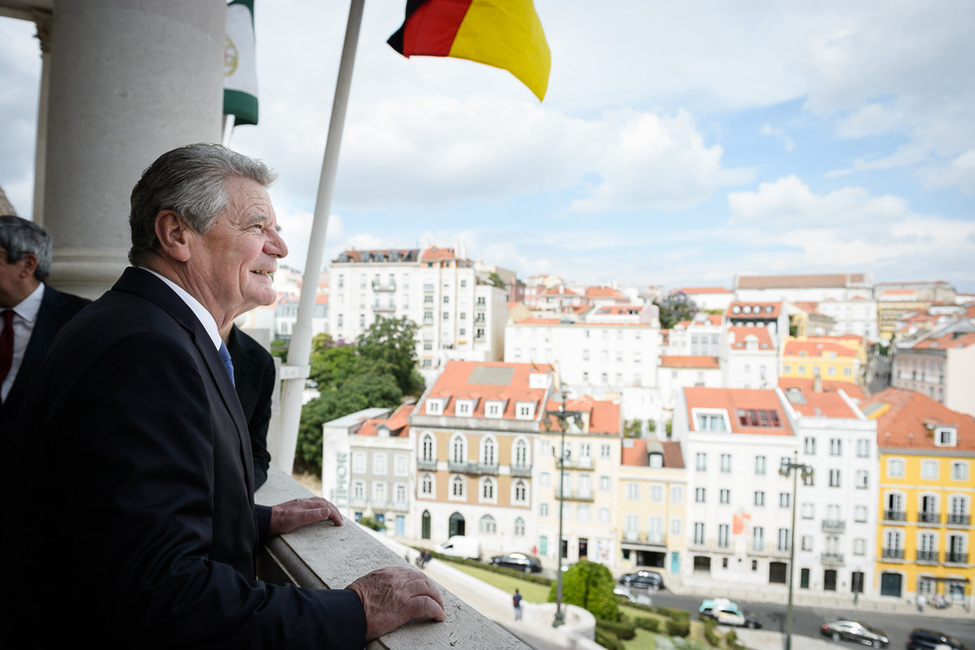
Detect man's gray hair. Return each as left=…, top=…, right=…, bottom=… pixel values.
left=128, top=143, right=277, bottom=266
left=0, top=215, right=53, bottom=282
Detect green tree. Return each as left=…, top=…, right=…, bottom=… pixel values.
left=547, top=561, right=619, bottom=622
left=356, top=316, right=425, bottom=396
left=654, top=292, right=699, bottom=330
left=488, top=271, right=506, bottom=290
left=623, top=418, right=643, bottom=438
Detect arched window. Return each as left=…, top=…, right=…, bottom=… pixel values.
left=450, top=475, right=465, bottom=499
left=479, top=514, right=497, bottom=534
left=514, top=438, right=529, bottom=467
left=480, top=477, right=496, bottom=502
left=450, top=434, right=467, bottom=464
left=513, top=479, right=528, bottom=504
left=514, top=517, right=525, bottom=536
left=480, top=436, right=497, bottom=466
left=421, top=433, right=435, bottom=462
left=420, top=473, right=434, bottom=497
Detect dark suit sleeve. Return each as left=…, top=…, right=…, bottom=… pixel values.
left=29, top=332, right=365, bottom=648
left=248, top=350, right=275, bottom=488
left=229, top=327, right=275, bottom=488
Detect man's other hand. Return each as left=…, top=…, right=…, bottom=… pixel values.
left=268, top=497, right=343, bottom=536
left=347, top=566, right=446, bottom=640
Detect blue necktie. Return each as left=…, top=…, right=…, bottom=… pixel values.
left=218, top=342, right=235, bottom=387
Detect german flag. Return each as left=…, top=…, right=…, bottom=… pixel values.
left=387, top=0, right=550, bottom=101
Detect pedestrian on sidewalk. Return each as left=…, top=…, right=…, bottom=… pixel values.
left=917, top=593, right=926, bottom=612
left=513, top=589, right=523, bottom=621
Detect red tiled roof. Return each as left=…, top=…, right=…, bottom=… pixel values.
left=420, top=246, right=457, bottom=261
left=357, top=404, right=415, bottom=437
left=777, top=377, right=866, bottom=401
left=783, top=340, right=857, bottom=357
left=422, top=361, right=554, bottom=419
left=660, top=356, right=720, bottom=369
left=735, top=274, right=866, bottom=289
left=515, top=318, right=562, bottom=325
left=684, top=387, right=793, bottom=436
left=585, top=286, right=626, bottom=298
left=728, top=326, right=774, bottom=350
left=678, top=287, right=732, bottom=294
left=540, top=395, right=621, bottom=435
left=910, top=331, right=975, bottom=350
left=787, top=390, right=859, bottom=418
left=866, top=387, right=975, bottom=451
left=621, top=439, right=685, bottom=469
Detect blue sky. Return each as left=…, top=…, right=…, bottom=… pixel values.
left=2, top=0, right=973, bottom=291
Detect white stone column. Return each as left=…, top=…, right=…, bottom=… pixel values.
left=43, top=0, right=225, bottom=298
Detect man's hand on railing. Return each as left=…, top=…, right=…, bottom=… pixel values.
left=268, top=497, right=344, bottom=536
left=347, top=566, right=446, bottom=640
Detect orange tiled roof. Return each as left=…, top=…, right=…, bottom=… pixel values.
left=357, top=404, right=415, bottom=437
left=621, top=439, right=685, bottom=469
left=540, top=395, right=620, bottom=435
left=786, top=389, right=859, bottom=418
left=420, top=246, right=457, bottom=261
left=684, top=387, right=793, bottom=436
left=783, top=340, right=857, bottom=357
left=515, top=317, right=563, bottom=325
left=678, top=287, right=732, bottom=294
left=909, top=331, right=975, bottom=350
left=660, top=355, right=720, bottom=369
left=422, top=361, right=554, bottom=418
left=866, top=387, right=975, bottom=451
left=736, top=273, right=866, bottom=289
left=728, top=326, right=774, bottom=350
left=777, top=377, right=866, bottom=401
left=585, top=286, right=626, bottom=298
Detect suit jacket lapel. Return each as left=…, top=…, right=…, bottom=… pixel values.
left=113, top=268, right=255, bottom=496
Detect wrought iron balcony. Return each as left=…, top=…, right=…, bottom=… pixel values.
left=510, top=464, right=532, bottom=477
left=416, top=458, right=438, bottom=471
left=883, top=509, right=907, bottom=523
left=917, top=511, right=941, bottom=524
left=821, top=552, right=845, bottom=566
left=881, top=548, right=905, bottom=560
left=821, top=519, right=846, bottom=533
left=372, top=279, right=396, bottom=292
left=916, top=550, right=939, bottom=563
left=945, top=551, right=969, bottom=564
left=947, top=513, right=971, bottom=526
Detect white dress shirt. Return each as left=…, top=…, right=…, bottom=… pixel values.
left=1, top=282, right=45, bottom=402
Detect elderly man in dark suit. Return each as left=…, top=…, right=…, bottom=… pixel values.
left=7, top=144, right=443, bottom=648
left=0, top=215, right=90, bottom=436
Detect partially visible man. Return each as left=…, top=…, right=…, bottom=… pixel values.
left=7, top=144, right=444, bottom=648
left=0, top=215, right=90, bottom=436
left=221, top=321, right=275, bottom=488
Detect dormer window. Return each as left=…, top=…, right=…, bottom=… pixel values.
left=516, top=401, right=537, bottom=420
left=693, top=408, right=729, bottom=432
left=485, top=400, right=506, bottom=418
left=933, top=426, right=957, bottom=447
left=426, top=398, right=447, bottom=415
left=649, top=453, right=664, bottom=468
left=455, top=398, right=478, bottom=417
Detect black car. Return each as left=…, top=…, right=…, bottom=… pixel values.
left=821, top=620, right=889, bottom=648
left=488, top=552, right=542, bottom=573
left=618, top=570, right=664, bottom=590
left=907, top=628, right=969, bottom=650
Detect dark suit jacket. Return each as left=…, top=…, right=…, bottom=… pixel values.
left=7, top=268, right=365, bottom=649
left=0, top=283, right=90, bottom=435
left=227, top=324, right=276, bottom=488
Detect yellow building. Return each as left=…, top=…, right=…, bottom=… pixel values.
left=864, top=388, right=974, bottom=606
left=617, top=438, right=687, bottom=576
left=781, top=336, right=863, bottom=385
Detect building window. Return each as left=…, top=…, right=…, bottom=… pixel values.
left=801, top=503, right=814, bottom=519
left=694, top=523, right=705, bottom=545
left=856, top=470, right=869, bottom=489
left=934, top=427, right=957, bottom=447
left=952, top=462, right=969, bottom=481
left=853, top=538, right=866, bottom=556
left=755, top=455, right=766, bottom=475
left=480, top=477, right=496, bottom=502
left=514, top=517, right=525, bottom=536
left=513, top=479, right=527, bottom=504
left=480, top=437, right=497, bottom=466
left=719, top=489, right=730, bottom=504
left=450, top=475, right=465, bottom=499
left=752, top=526, right=764, bottom=551
left=856, top=439, right=870, bottom=458
left=540, top=503, right=549, bottom=517
left=696, top=453, right=707, bottom=471
left=651, top=485, right=664, bottom=502
left=627, top=483, right=640, bottom=500
left=420, top=474, right=433, bottom=496
left=720, top=454, right=732, bottom=473
left=450, top=435, right=466, bottom=463
left=829, top=438, right=842, bottom=456
left=804, top=437, right=816, bottom=455
left=888, top=458, right=905, bottom=478
left=671, top=486, right=683, bottom=504
left=754, top=491, right=765, bottom=507
left=695, top=488, right=706, bottom=503
left=695, top=410, right=729, bottom=431
left=479, top=515, right=497, bottom=534
left=780, top=492, right=791, bottom=508
left=829, top=469, right=841, bottom=487
left=921, top=460, right=939, bottom=480
left=854, top=505, right=867, bottom=522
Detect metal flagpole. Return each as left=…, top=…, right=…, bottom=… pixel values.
left=277, top=0, right=365, bottom=473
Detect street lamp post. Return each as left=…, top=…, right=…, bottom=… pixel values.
left=544, top=391, right=584, bottom=628
left=779, top=450, right=813, bottom=650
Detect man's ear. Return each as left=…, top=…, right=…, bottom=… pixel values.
left=154, top=210, right=192, bottom=262
left=18, top=252, right=39, bottom=279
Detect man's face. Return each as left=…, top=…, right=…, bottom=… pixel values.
left=186, top=176, right=287, bottom=322
left=0, top=245, right=36, bottom=308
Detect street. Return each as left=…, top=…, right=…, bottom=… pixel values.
left=638, top=589, right=975, bottom=649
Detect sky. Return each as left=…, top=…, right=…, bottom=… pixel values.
left=2, top=0, right=974, bottom=293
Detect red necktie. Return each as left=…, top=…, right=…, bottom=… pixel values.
left=0, top=309, right=14, bottom=400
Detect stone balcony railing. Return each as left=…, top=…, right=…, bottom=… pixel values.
left=255, top=467, right=532, bottom=649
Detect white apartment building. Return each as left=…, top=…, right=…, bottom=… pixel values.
left=781, top=386, right=879, bottom=598
left=328, top=247, right=508, bottom=375
left=322, top=407, right=397, bottom=515
left=734, top=273, right=874, bottom=303
left=656, top=356, right=722, bottom=417
left=664, top=313, right=723, bottom=357
left=892, top=318, right=975, bottom=416
left=817, top=297, right=880, bottom=341
left=672, top=387, right=800, bottom=587
left=722, top=326, right=778, bottom=390
left=504, top=315, right=661, bottom=399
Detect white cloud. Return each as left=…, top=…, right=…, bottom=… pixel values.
left=920, top=149, right=975, bottom=196
left=760, top=124, right=794, bottom=152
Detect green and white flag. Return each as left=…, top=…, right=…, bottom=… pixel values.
left=223, top=0, right=258, bottom=126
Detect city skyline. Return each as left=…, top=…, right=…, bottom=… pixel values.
left=1, top=0, right=973, bottom=291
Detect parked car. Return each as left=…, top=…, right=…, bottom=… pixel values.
left=488, top=552, right=542, bottom=573
left=820, top=620, right=889, bottom=648
left=433, top=535, right=482, bottom=561
left=906, top=628, right=969, bottom=650
left=613, top=586, right=637, bottom=602
left=618, top=570, right=664, bottom=590
left=698, top=599, right=761, bottom=628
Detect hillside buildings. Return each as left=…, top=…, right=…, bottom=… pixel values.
left=892, top=317, right=975, bottom=417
